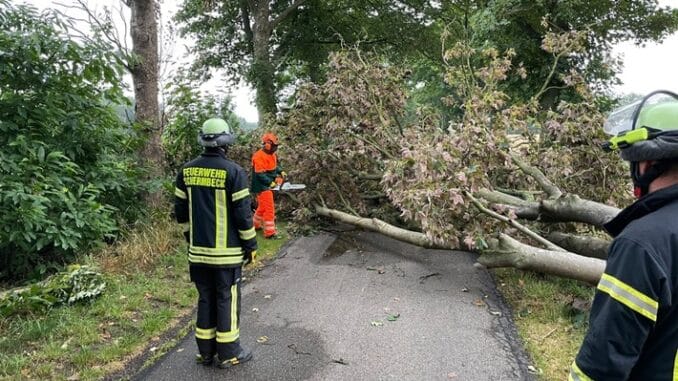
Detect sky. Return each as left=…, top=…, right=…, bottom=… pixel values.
left=17, top=0, right=678, bottom=123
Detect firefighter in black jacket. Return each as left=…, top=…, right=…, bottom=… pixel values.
left=570, top=91, right=678, bottom=380
left=174, top=118, right=257, bottom=368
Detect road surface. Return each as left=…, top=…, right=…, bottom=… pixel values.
left=135, top=230, right=534, bottom=381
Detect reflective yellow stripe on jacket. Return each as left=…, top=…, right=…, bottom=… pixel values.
left=232, top=188, right=250, bottom=201
left=239, top=227, right=256, bottom=240
left=175, top=187, right=187, bottom=199
left=597, top=273, right=658, bottom=322
left=569, top=361, right=593, bottom=381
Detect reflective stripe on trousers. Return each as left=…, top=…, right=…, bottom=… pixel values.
left=255, top=190, right=276, bottom=237
left=191, top=266, right=243, bottom=359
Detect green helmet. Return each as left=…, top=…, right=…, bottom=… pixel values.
left=198, top=118, right=235, bottom=148
left=603, top=90, right=678, bottom=197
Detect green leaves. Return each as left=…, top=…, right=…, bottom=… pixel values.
left=0, top=2, right=143, bottom=281
left=0, top=265, right=106, bottom=317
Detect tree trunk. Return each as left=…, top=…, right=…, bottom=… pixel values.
left=480, top=189, right=621, bottom=229
left=316, top=205, right=607, bottom=284
left=478, top=234, right=605, bottom=285
left=130, top=0, right=163, bottom=207
left=541, top=194, right=619, bottom=228
left=248, top=2, right=278, bottom=121
left=545, top=232, right=610, bottom=259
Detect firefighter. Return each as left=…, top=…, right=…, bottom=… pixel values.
left=251, top=132, right=286, bottom=239
left=570, top=90, right=678, bottom=380
left=174, top=118, right=257, bottom=368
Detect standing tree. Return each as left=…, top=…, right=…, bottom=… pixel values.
left=175, top=0, right=439, bottom=121
left=176, top=0, right=308, bottom=120
left=128, top=0, right=163, bottom=207
left=67, top=0, right=164, bottom=207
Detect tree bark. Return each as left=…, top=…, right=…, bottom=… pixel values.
left=243, top=0, right=306, bottom=121
left=478, top=189, right=620, bottom=228
left=541, top=194, right=619, bottom=228
left=545, top=232, right=610, bottom=259
left=251, top=20, right=277, bottom=120
left=316, top=205, right=607, bottom=284
left=314, top=205, right=454, bottom=250
left=130, top=0, right=163, bottom=207
left=478, top=234, right=605, bottom=285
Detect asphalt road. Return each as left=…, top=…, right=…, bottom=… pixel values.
left=135, top=230, right=534, bottom=381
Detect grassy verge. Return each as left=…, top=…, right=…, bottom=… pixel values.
left=0, top=219, right=290, bottom=381
left=493, top=268, right=595, bottom=380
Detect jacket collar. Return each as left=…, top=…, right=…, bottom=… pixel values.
left=201, top=149, right=227, bottom=159
left=604, top=183, right=678, bottom=237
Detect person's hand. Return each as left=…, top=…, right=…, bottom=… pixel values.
left=280, top=171, right=288, bottom=180
left=243, top=250, right=257, bottom=266
left=250, top=197, right=258, bottom=212
left=269, top=181, right=277, bottom=188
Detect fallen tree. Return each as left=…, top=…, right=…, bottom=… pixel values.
left=280, top=32, right=631, bottom=284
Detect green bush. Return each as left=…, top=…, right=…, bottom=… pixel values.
left=0, top=1, right=144, bottom=280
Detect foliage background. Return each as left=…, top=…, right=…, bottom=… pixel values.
left=0, top=1, right=145, bottom=280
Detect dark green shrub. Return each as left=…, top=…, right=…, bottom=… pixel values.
left=0, top=1, right=144, bottom=280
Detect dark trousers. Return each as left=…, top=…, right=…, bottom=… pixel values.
left=190, top=265, right=243, bottom=359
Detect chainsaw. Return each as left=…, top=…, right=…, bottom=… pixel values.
left=272, top=182, right=306, bottom=191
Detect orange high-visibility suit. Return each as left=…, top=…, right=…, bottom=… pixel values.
left=251, top=147, right=283, bottom=238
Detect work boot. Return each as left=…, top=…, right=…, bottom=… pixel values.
left=217, top=348, right=253, bottom=368
left=195, top=353, right=215, bottom=366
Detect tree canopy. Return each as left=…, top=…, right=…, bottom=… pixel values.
left=175, top=0, right=439, bottom=119
left=177, top=0, right=678, bottom=121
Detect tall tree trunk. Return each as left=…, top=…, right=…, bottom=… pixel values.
left=244, top=0, right=306, bottom=122
left=130, top=0, right=163, bottom=207
left=252, top=25, right=277, bottom=121
left=250, top=1, right=277, bottom=122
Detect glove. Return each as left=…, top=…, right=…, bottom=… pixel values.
left=270, top=181, right=277, bottom=188
left=251, top=196, right=258, bottom=212
left=243, top=250, right=257, bottom=266
left=280, top=171, right=288, bottom=179
left=183, top=231, right=190, bottom=243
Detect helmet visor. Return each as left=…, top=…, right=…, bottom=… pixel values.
left=604, top=93, right=678, bottom=136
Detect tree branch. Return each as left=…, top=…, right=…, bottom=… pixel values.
left=545, top=232, right=610, bottom=259
left=533, top=51, right=565, bottom=101
left=464, top=191, right=566, bottom=252
left=541, top=194, right=619, bottom=228
left=476, top=188, right=537, bottom=208
left=348, top=131, right=396, bottom=160
left=314, top=205, right=453, bottom=250
left=507, top=152, right=562, bottom=199
left=478, top=233, right=605, bottom=285
left=269, top=0, right=306, bottom=30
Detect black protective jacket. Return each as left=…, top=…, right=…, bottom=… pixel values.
left=571, top=184, right=678, bottom=380
left=174, top=150, right=257, bottom=267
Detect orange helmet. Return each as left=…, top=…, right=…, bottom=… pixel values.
left=261, top=132, right=279, bottom=146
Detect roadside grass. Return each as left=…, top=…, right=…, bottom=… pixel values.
left=493, top=268, right=595, bottom=380
left=253, top=222, right=290, bottom=263
left=0, top=217, right=290, bottom=381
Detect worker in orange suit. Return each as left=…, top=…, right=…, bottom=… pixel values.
left=251, top=132, right=286, bottom=239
